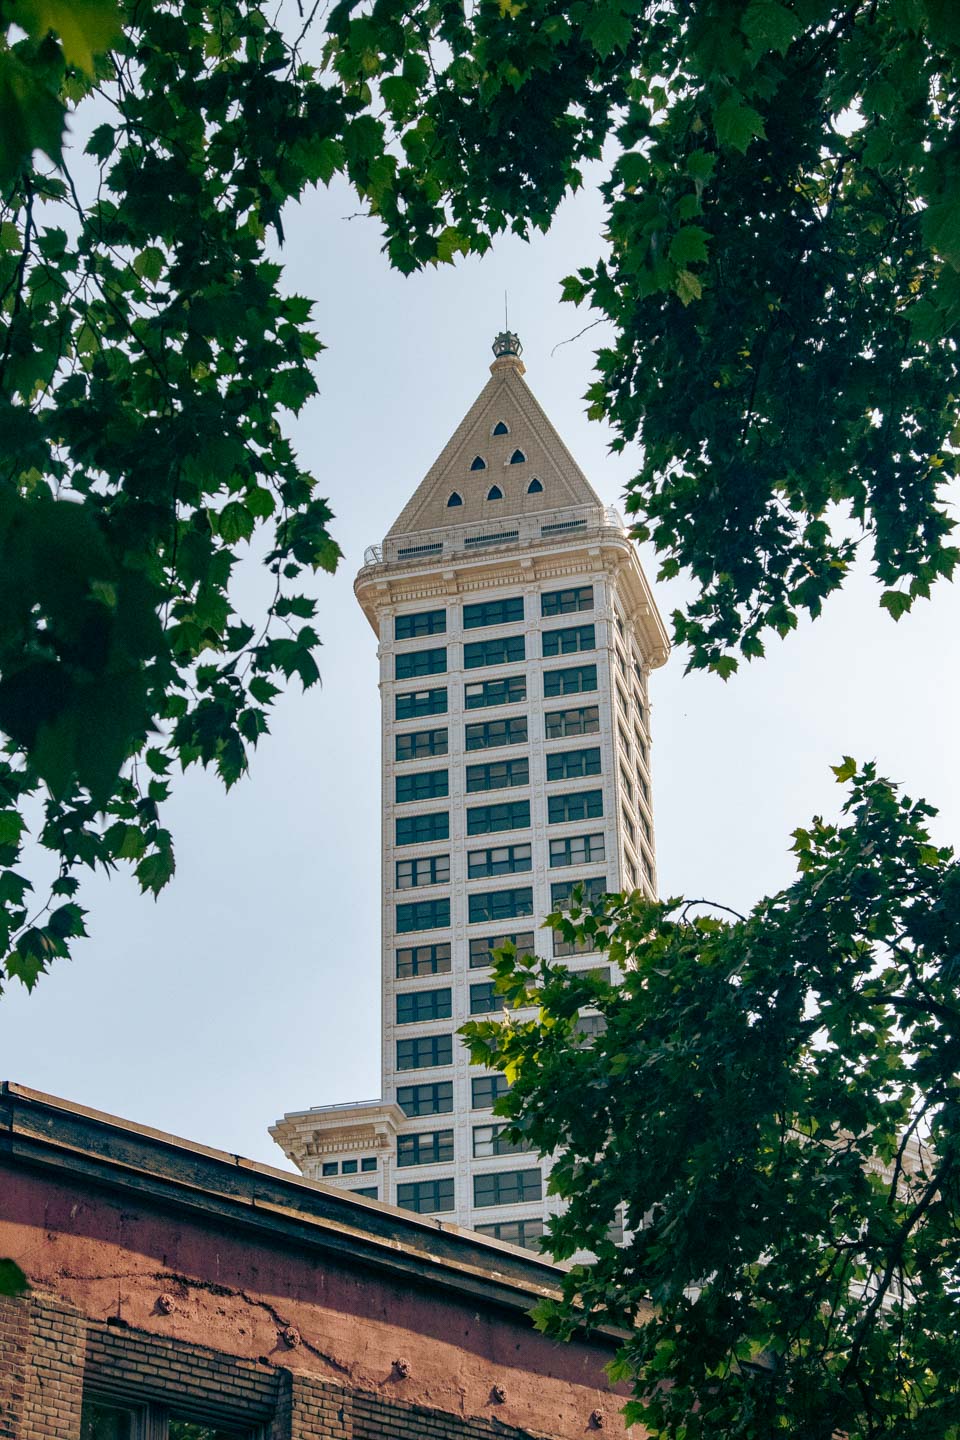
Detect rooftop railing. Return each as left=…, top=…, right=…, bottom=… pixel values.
left=361, top=505, right=627, bottom=570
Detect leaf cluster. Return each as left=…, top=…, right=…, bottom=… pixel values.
left=463, top=764, right=960, bottom=1439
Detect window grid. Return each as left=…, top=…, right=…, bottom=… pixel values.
left=397, top=1129, right=455, bottom=1167
left=546, top=747, right=601, bottom=782
left=545, top=705, right=599, bottom=739
left=475, top=1218, right=544, bottom=1250
left=397, top=1081, right=453, bottom=1116
left=472, top=1074, right=511, bottom=1109
left=397, top=1177, right=455, bottom=1214
left=551, top=876, right=607, bottom=909
left=396, top=769, right=449, bottom=803
left=548, top=789, right=603, bottom=824
left=396, top=687, right=447, bottom=720
left=395, top=609, right=446, bottom=640
left=541, top=585, right=593, bottom=616
left=463, top=596, right=524, bottom=629
left=543, top=664, right=597, bottom=698
left=468, top=887, right=534, bottom=924
left=396, top=854, right=450, bottom=890
left=472, top=1123, right=532, bottom=1158
left=396, top=727, right=448, bottom=761
left=473, top=1168, right=543, bottom=1208
left=470, top=981, right=499, bottom=1014
left=395, top=811, right=449, bottom=846
left=395, top=646, right=447, bottom=681
left=467, top=799, right=531, bottom=836
left=465, top=716, right=528, bottom=751
left=549, top=833, right=606, bottom=867
left=464, top=635, right=526, bottom=669
left=396, top=1033, right=453, bottom=1070
left=396, top=987, right=452, bottom=1024
left=396, top=942, right=452, bottom=978
left=396, top=898, right=451, bottom=933
left=466, top=757, right=529, bottom=792
left=468, top=843, right=532, bottom=879
left=541, top=624, right=595, bottom=657
left=464, top=674, right=527, bottom=710
left=469, top=930, right=535, bottom=968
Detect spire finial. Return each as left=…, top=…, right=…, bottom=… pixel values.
left=492, top=329, right=522, bottom=360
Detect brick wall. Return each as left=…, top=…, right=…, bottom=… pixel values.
left=0, top=1296, right=28, bottom=1439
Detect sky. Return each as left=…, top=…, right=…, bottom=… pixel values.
left=1, top=152, right=958, bottom=1170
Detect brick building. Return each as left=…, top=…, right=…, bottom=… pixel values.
left=0, top=1082, right=644, bottom=1439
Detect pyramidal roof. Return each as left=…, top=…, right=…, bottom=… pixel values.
left=386, top=334, right=604, bottom=539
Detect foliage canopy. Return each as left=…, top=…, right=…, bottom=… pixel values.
left=464, top=764, right=960, bottom=1440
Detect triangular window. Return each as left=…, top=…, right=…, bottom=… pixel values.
left=527, top=478, right=543, bottom=494
left=509, top=449, right=526, bottom=464
left=470, top=455, right=487, bottom=471
left=486, top=485, right=503, bottom=501
left=447, top=491, right=463, bottom=507
left=492, top=421, right=509, bottom=436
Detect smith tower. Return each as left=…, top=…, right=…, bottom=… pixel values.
left=272, top=334, right=669, bottom=1249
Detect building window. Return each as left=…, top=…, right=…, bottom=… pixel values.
left=471, top=1074, right=511, bottom=1108
left=464, top=674, right=527, bottom=709
left=622, top=808, right=636, bottom=844
left=509, top=448, right=526, bottom=464
left=395, top=686, right=447, bottom=720
left=469, top=931, right=535, bottom=967
left=470, top=455, right=487, bottom=470
left=447, top=491, right=463, bottom=506
left=550, top=876, right=607, bottom=909
left=486, top=485, right=503, bottom=500
left=80, top=1401, right=252, bottom=1439
left=463, top=596, right=524, bottom=629
left=548, top=789, right=603, bottom=823
left=608, top=1207, right=625, bottom=1245
left=395, top=769, right=448, bottom=803
left=321, top=1161, right=338, bottom=1176
left=546, top=747, right=601, bottom=781
left=545, top=705, right=599, bottom=738
left=543, top=664, right=597, bottom=697
left=468, top=886, right=533, bottom=924
left=396, top=898, right=451, bottom=933
left=396, top=1033, right=453, bottom=1070
left=541, top=585, right=593, bottom=616
left=350, top=1185, right=378, bottom=1199
left=549, top=833, right=606, bottom=867
left=620, top=765, right=634, bottom=805
left=615, top=646, right=627, bottom=677
left=396, top=854, right=450, bottom=889
left=395, top=646, right=446, bottom=681
left=465, top=716, right=528, bottom=751
left=396, top=942, right=452, bottom=978
left=361, top=1156, right=377, bottom=1171
left=468, top=843, right=532, bottom=879
left=341, top=1159, right=358, bottom=1174
left=472, top=1123, right=531, bottom=1158
left=554, top=931, right=597, bottom=958
left=493, top=420, right=510, bottom=435
left=396, top=987, right=452, bottom=1024
left=473, top=1168, right=542, bottom=1208
left=541, top=624, right=595, bottom=657
left=466, top=799, right=530, bottom=836
left=476, top=1217, right=544, bottom=1250
left=397, top=1081, right=453, bottom=1116
left=615, top=612, right=625, bottom=638
left=395, top=811, right=449, bottom=846
left=397, top=1177, right=455, bottom=1213
left=575, top=1014, right=607, bottom=1045
left=470, top=981, right=499, bottom=1014
left=395, top=727, right=448, bottom=761
left=395, top=609, right=446, bottom=640
left=466, top=757, right=529, bottom=792
left=397, top=1129, right=455, bottom=1167
left=526, top=478, right=543, bottom=494
left=463, top=634, right=525, bottom=669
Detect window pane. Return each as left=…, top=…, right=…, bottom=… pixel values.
left=396, top=1033, right=453, bottom=1069
left=396, top=943, right=451, bottom=978
left=476, top=1218, right=544, bottom=1250
left=81, top=1403, right=136, bottom=1440
left=395, top=646, right=447, bottom=680
left=395, top=898, right=450, bottom=933
left=396, top=769, right=448, bottom=802
left=544, top=705, right=600, bottom=738
left=468, top=887, right=533, bottom=924
left=395, top=609, right=446, bottom=640
left=545, top=747, right=601, bottom=781
left=395, top=811, right=449, bottom=845
left=396, top=1177, right=455, bottom=1214
left=466, top=800, right=530, bottom=835
left=463, top=597, right=524, bottom=629
left=397, top=1082, right=453, bottom=1116
left=464, top=716, right=528, bottom=751
left=395, top=687, right=447, bottom=720
left=541, top=585, right=593, bottom=615
left=543, top=664, right=597, bottom=697
left=473, top=1168, right=542, bottom=1208
left=468, top=931, right=535, bottom=967
left=547, top=790, right=603, bottom=823
left=541, top=624, right=595, bottom=657
left=397, top=1129, right=455, bottom=1167
left=471, top=1075, right=511, bottom=1108
left=464, top=674, right=527, bottom=709
left=395, top=727, right=448, bottom=761
left=465, top=758, right=529, bottom=792
left=463, top=635, right=526, bottom=669
left=396, top=988, right=452, bottom=1023
left=470, top=982, right=498, bottom=1014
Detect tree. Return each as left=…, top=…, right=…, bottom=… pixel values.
left=325, top=0, right=960, bottom=675
left=464, top=763, right=960, bottom=1440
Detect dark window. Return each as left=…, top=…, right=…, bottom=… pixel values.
left=470, top=981, right=499, bottom=1014
left=470, top=455, right=487, bottom=471
left=469, top=931, right=535, bottom=968
left=361, top=1156, right=377, bottom=1172
left=397, top=1081, right=453, bottom=1116
left=545, top=705, right=599, bottom=738
left=541, top=585, right=593, bottom=616
left=465, top=716, right=528, bottom=751
left=474, top=1168, right=542, bottom=1207
left=550, top=876, right=607, bottom=909
left=493, top=420, right=509, bottom=435
left=468, top=887, right=533, bottom=924
left=575, top=1014, right=607, bottom=1044
left=622, top=807, right=635, bottom=843
left=526, top=478, right=543, bottom=494
left=396, top=854, right=450, bottom=889
left=549, top=834, right=606, bottom=867
left=466, top=799, right=530, bottom=836
left=80, top=1401, right=250, bottom=1440
left=350, top=1185, right=378, bottom=1199
left=397, top=1177, right=455, bottom=1213
left=509, top=449, right=526, bottom=464
left=321, top=1161, right=337, bottom=1177
left=472, top=1074, right=511, bottom=1108
left=548, top=789, right=603, bottom=824
left=464, top=674, right=526, bottom=709
left=395, top=609, right=446, bottom=640
left=543, top=664, right=597, bottom=697
left=397, top=1130, right=455, bottom=1167
left=608, top=1208, right=625, bottom=1245
left=616, top=682, right=629, bottom=715
left=466, top=757, right=529, bottom=792
left=546, top=747, right=601, bottom=781
left=396, top=769, right=448, bottom=803
left=463, top=596, right=524, bottom=629
left=554, top=931, right=598, bottom=958
left=396, top=942, right=452, bottom=978
left=476, top=1217, right=544, bottom=1250
left=395, top=811, right=449, bottom=845
left=396, top=1033, right=453, bottom=1070
left=396, top=898, right=450, bottom=934
left=473, top=1123, right=532, bottom=1158
left=395, top=646, right=446, bottom=680
left=395, top=686, right=447, bottom=720
left=542, top=624, right=595, bottom=657
left=468, top=843, right=532, bottom=879
left=486, top=485, right=503, bottom=500
left=397, top=987, right=452, bottom=1023
left=447, top=491, right=463, bottom=507
left=395, top=727, right=448, bottom=761
left=464, top=634, right=525, bottom=669
left=342, top=1159, right=358, bottom=1174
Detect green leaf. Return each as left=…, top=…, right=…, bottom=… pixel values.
left=674, top=269, right=702, bottom=305
left=921, top=191, right=960, bottom=271
left=133, top=246, right=164, bottom=283
left=582, top=2, right=631, bottom=57
left=831, top=756, right=857, bottom=783
left=669, top=226, right=710, bottom=266
left=0, top=50, right=66, bottom=185
left=15, top=0, right=122, bottom=75
left=436, top=226, right=467, bottom=264
left=713, top=95, right=766, bottom=153
left=0, top=1259, right=29, bottom=1297
left=879, top=589, right=912, bottom=620
left=217, top=502, right=254, bottom=543
left=741, top=1, right=801, bottom=55
left=0, top=812, right=24, bottom=848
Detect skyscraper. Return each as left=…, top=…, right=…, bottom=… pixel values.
left=271, top=333, right=669, bottom=1248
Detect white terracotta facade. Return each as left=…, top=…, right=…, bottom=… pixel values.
left=271, top=337, right=669, bottom=1249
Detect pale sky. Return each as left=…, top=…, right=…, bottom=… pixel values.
left=1, top=163, right=957, bottom=1168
